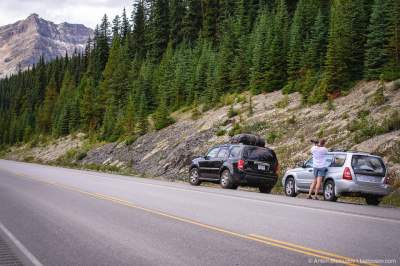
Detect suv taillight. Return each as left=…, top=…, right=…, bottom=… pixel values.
left=238, top=159, right=245, bottom=171
left=343, top=167, right=352, bottom=180
left=384, top=176, right=390, bottom=185
left=274, top=162, right=280, bottom=173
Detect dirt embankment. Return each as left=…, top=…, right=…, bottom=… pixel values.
left=4, top=81, right=400, bottom=184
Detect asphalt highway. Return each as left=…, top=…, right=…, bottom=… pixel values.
left=0, top=160, right=399, bottom=266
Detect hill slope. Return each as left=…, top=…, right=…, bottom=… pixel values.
left=5, top=81, right=400, bottom=185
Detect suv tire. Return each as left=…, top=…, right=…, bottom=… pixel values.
left=259, top=184, right=273, bottom=194
left=285, top=177, right=297, bottom=197
left=323, top=180, right=337, bottom=202
left=220, top=170, right=234, bottom=189
left=189, top=168, right=201, bottom=186
left=365, top=196, right=381, bottom=206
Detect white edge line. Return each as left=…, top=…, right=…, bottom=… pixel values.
left=0, top=221, right=43, bottom=266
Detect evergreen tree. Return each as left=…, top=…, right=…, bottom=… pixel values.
left=38, top=76, right=58, bottom=133
left=264, top=0, right=289, bottom=91
left=169, top=0, right=185, bottom=47
left=364, top=0, right=391, bottom=80
left=182, top=0, right=202, bottom=45
left=148, top=0, right=170, bottom=61
left=131, top=0, right=147, bottom=59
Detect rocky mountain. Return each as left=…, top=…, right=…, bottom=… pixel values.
left=0, top=13, right=93, bottom=78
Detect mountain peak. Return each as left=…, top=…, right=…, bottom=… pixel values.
left=27, top=13, right=39, bottom=19
left=0, top=15, right=93, bottom=78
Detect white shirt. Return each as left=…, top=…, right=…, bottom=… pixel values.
left=311, top=145, right=328, bottom=168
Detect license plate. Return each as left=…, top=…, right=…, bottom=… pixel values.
left=357, top=175, right=381, bottom=183
left=258, top=165, right=266, bottom=171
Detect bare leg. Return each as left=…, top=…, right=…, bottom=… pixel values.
left=308, top=179, right=316, bottom=197
left=314, top=176, right=323, bottom=197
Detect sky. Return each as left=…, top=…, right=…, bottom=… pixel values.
left=0, top=0, right=134, bottom=29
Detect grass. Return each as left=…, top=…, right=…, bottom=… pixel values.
left=275, top=95, right=289, bottom=109
left=215, top=128, right=226, bottom=136
left=348, top=110, right=400, bottom=144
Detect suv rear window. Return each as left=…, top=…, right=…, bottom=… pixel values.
left=243, top=146, right=274, bottom=162
left=351, top=155, right=386, bottom=176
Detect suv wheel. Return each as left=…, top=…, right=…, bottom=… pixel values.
left=285, top=177, right=297, bottom=197
left=365, top=196, right=381, bottom=206
left=189, top=168, right=201, bottom=186
left=220, top=170, right=234, bottom=189
left=259, top=184, right=273, bottom=194
left=323, top=180, right=337, bottom=202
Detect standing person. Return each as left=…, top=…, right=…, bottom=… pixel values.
left=308, top=139, right=328, bottom=200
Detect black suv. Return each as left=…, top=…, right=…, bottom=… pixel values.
left=189, top=143, right=279, bottom=193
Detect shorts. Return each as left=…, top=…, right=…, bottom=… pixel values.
left=313, top=167, right=328, bottom=178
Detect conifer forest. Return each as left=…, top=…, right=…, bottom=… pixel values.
left=0, top=0, right=399, bottom=146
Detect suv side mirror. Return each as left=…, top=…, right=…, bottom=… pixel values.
left=204, top=155, right=209, bottom=160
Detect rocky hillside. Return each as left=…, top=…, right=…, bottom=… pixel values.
left=5, top=80, right=400, bottom=187
left=0, top=14, right=92, bottom=78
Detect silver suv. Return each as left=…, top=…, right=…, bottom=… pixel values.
left=282, top=151, right=392, bottom=205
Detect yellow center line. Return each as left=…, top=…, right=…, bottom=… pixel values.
left=249, top=234, right=377, bottom=266
left=6, top=171, right=373, bottom=266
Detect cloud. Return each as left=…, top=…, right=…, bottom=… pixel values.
left=0, top=0, right=133, bottom=28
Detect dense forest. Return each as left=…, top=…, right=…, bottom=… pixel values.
left=0, top=0, right=399, bottom=147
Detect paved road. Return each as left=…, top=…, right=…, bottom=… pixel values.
left=0, top=160, right=399, bottom=266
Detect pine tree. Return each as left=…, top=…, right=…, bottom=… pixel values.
left=287, top=0, right=319, bottom=81
left=131, top=0, right=147, bottom=59
left=364, top=0, right=391, bottom=80
left=250, top=10, right=271, bottom=94
left=148, top=0, right=170, bottom=61
left=121, top=8, right=131, bottom=42
left=38, top=76, right=58, bottom=133
left=216, top=19, right=236, bottom=93
left=264, top=0, right=289, bottom=91
left=182, top=0, right=202, bottom=46
left=202, top=0, right=220, bottom=43
left=169, top=0, right=185, bottom=47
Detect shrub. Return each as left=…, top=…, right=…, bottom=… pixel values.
left=23, top=156, right=35, bottom=162
left=393, top=79, right=400, bottom=90
left=228, top=123, right=242, bottom=137
left=224, top=93, right=236, bottom=106
left=371, top=81, right=386, bottom=106
left=383, top=110, right=400, bottom=132
left=287, top=115, right=297, bottom=125
left=357, top=109, right=370, bottom=119
left=326, top=98, right=335, bottom=111
left=125, top=135, right=138, bottom=146
left=266, top=131, right=281, bottom=144
left=216, top=128, right=226, bottom=136
left=76, top=152, right=87, bottom=161
left=227, top=105, right=239, bottom=118
left=191, top=107, right=201, bottom=120
left=275, top=95, right=289, bottom=109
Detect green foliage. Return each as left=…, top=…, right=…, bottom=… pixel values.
left=275, top=95, right=289, bottom=108
left=393, top=80, right=400, bottom=90
left=227, top=104, right=239, bottom=118
left=370, top=80, right=386, bottom=106
left=228, top=123, right=242, bottom=137
left=287, top=115, right=297, bottom=125
left=349, top=110, right=400, bottom=143
left=1, top=0, right=399, bottom=148
left=215, top=128, right=226, bottom=136
left=266, top=131, right=281, bottom=144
